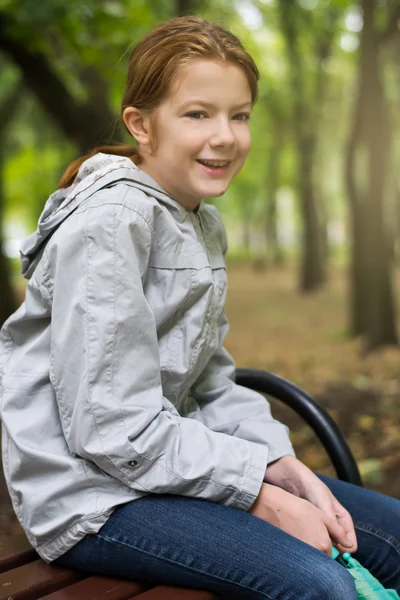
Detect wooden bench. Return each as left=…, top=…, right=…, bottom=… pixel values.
left=0, top=369, right=363, bottom=599
left=0, top=534, right=224, bottom=599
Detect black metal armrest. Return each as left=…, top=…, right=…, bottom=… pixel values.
left=235, top=368, right=363, bottom=487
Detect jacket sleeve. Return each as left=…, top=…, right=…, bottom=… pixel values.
left=189, top=313, right=295, bottom=466
left=44, top=195, right=268, bottom=512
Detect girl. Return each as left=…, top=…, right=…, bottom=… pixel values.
left=1, top=16, right=399, bottom=600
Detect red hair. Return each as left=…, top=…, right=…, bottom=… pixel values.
left=59, top=16, right=259, bottom=189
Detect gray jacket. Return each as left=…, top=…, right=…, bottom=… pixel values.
left=0, top=154, right=294, bottom=562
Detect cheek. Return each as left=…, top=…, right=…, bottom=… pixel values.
left=240, top=130, right=252, bottom=156
left=178, top=125, right=205, bottom=150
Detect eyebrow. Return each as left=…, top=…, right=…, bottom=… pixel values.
left=180, top=100, right=252, bottom=110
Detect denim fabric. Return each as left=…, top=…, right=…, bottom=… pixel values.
left=56, top=475, right=400, bottom=599
left=319, top=475, right=400, bottom=592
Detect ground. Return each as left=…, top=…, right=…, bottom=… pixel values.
left=225, top=261, right=400, bottom=498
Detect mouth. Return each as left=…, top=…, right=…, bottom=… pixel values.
left=196, top=158, right=231, bottom=174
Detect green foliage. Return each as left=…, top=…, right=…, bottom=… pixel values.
left=4, top=144, right=72, bottom=228
left=1, top=0, right=400, bottom=263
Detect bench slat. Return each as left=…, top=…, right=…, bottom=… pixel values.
left=0, top=538, right=223, bottom=599
left=132, top=586, right=219, bottom=599
left=0, top=535, right=37, bottom=573
left=38, top=575, right=148, bottom=599
left=0, top=560, right=85, bottom=600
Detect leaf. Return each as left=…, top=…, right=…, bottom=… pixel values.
left=358, top=414, right=376, bottom=431
left=358, top=459, right=384, bottom=485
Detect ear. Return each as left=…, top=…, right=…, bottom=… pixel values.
left=122, top=107, right=151, bottom=146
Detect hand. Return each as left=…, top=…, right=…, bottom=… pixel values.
left=264, top=455, right=357, bottom=554
left=249, top=483, right=350, bottom=556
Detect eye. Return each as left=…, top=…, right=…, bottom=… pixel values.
left=185, top=112, right=207, bottom=119
left=233, top=113, right=251, bottom=121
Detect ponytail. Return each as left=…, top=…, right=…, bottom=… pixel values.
left=58, top=144, right=141, bottom=189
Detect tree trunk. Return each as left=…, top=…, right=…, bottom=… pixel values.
left=0, top=245, right=17, bottom=329
left=176, top=0, right=202, bottom=16
left=277, top=2, right=333, bottom=292
left=395, top=182, right=400, bottom=263
left=0, top=81, right=23, bottom=327
left=345, top=0, right=397, bottom=348
left=0, top=150, right=18, bottom=327
left=0, top=12, right=122, bottom=153
left=345, top=92, right=370, bottom=336
left=297, top=137, right=325, bottom=291
left=242, top=219, right=251, bottom=257
left=265, top=131, right=284, bottom=266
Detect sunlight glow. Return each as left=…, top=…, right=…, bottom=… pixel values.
left=340, top=33, right=360, bottom=53
left=345, top=8, right=363, bottom=33
left=235, top=0, right=264, bottom=30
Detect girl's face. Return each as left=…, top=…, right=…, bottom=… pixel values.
left=131, top=59, right=253, bottom=210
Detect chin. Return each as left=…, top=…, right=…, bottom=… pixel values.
left=213, top=188, right=228, bottom=198
left=205, top=185, right=228, bottom=198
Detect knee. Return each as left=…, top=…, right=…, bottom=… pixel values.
left=271, top=556, right=357, bottom=600
left=309, top=561, right=357, bottom=600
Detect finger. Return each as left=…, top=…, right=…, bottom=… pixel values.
left=304, top=483, right=341, bottom=523
left=335, top=541, right=358, bottom=555
left=336, top=514, right=357, bottom=549
left=323, top=514, right=353, bottom=549
left=334, top=530, right=358, bottom=555
left=308, top=492, right=351, bottom=547
left=332, top=500, right=358, bottom=552
left=319, top=532, right=333, bottom=557
left=318, top=493, right=358, bottom=552
left=313, top=496, right=338, bottom=523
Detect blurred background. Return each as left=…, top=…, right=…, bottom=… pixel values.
left=0, top=0, right=399, bottom=530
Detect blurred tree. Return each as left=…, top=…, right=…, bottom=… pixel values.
left=176, top=0, right=203, bottom=15
left=276, top=1, right=340, bottom=292
left=0, top=11, right=122, bottom=153
left=262, top=91, right=288, bottom=266
left=0, top=5, right=123, bottom=328
left=345, top=0, right=399, bottom=348
left=0, top=78, right=23, bottom=324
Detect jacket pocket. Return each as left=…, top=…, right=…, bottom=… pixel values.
left=145, top=253, right=195, bottom=378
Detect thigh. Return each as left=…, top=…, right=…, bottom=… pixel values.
left=56, top=494, right=356, bottom=600
left=320, top=474, right=400, bottom=591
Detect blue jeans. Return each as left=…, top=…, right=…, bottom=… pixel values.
left=55, top=475, right=400, bottom=599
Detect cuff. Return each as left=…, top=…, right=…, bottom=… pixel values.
left=266, top=445, right=296, bottom=465
left=232, top=442, right=269, bottom=512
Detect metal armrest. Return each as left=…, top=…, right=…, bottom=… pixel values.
left=235, top=368, right=363, bottom=487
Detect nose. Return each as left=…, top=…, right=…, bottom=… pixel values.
left=209, top=117, right=236, bottom=149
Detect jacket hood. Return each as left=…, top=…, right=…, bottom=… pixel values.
left=20, top=153, right=183, bottom=279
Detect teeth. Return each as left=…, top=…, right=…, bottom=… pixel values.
left=198, top=160, right=229, bottom=168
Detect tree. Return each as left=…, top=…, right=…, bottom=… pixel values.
left=0, top=79, right=23, bottom=326
left=176, top=0, right=203, bottom=15
left=0, top=12, right=123, bottom=154
left=345, top=0, right=399, bottom=348
left=276, top=1, right=339, bottom=292
left=0, top=4, right=127, bottom=327
left=262, top=91, right=288, bottom=266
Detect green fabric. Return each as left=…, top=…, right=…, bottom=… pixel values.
left=332, top=548, right=400, bottom=599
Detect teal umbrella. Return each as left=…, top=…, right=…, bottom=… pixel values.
left=332, top=547, right=400, bottom=599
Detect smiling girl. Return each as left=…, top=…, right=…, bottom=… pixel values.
left=1, top=16, right=399, bottom=600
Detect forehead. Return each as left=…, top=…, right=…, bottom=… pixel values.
left=168, top=59, right=252, bottom=106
